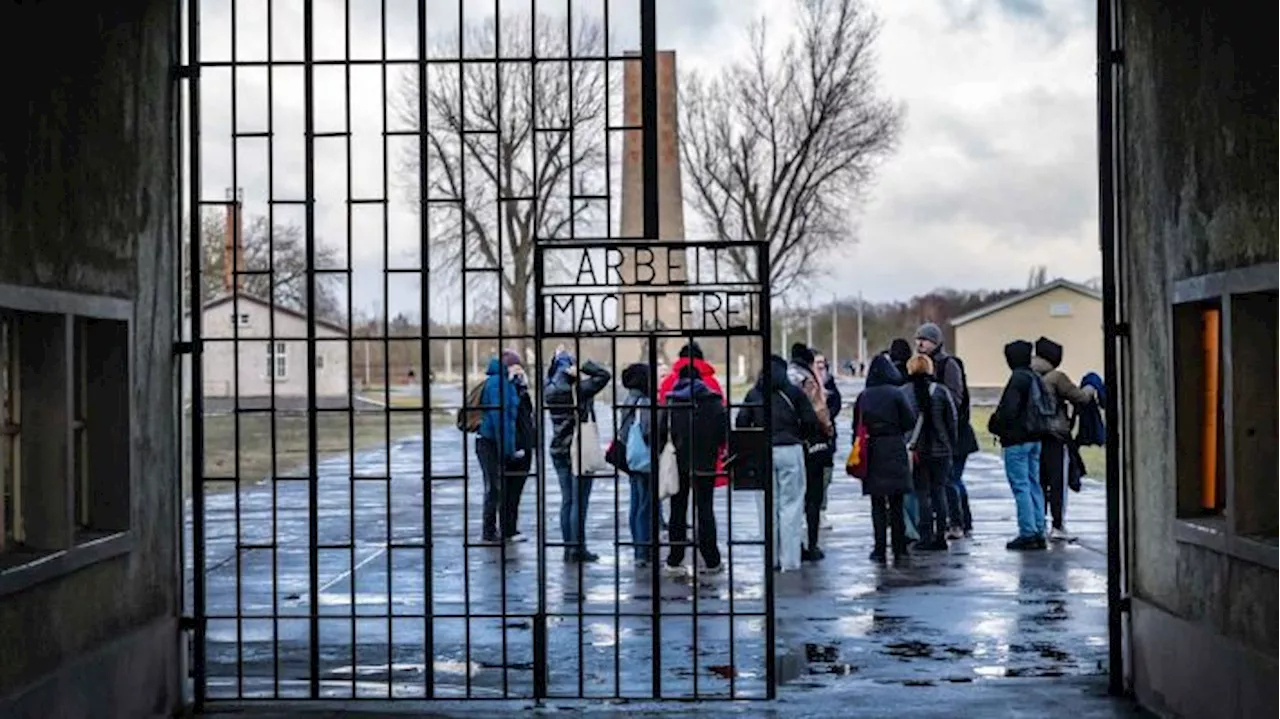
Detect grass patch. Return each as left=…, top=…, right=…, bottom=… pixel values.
left=967, top=405, right=1106, bottom=479
left=186, top=411, right=434, bottom=495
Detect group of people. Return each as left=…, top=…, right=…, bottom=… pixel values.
left=465, top=323, right=1101, bottom=573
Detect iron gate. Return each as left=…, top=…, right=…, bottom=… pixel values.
left=183, top=0, right=773, bottom=708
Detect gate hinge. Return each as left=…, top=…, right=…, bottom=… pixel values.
left=1114, top=321, right=1131, bottom=338
left=1118, top=596, right=1132, bottom=613
left=179, top=615, right=198, bottom=631
left=1107, top=49, right=1125, bottom=65
left=174, top=340, right=195, bottom=356
left=176, top=65, right=200, bottom=80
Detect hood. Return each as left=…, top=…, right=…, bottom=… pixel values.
left=486, top=357, right=503, bottom=375
left=621, top=362, right=650, bottom=392
left=1004, top=340, right=1034, bottom=370
left=1034, top=336, right=1064, bottom=368
left=667, top=374, right=721, bottom=402
left=866, top=354, right=904, bottom=388
left=789, top=343, right=815, bottom=367
left=547, top=351, right=575, bottom=380
left=753, top=355, right=790, bottom=392
left=672, top=356, right=717, bottom=379
left=1030, top=356, right=1054, bottom=375
left=888, top=339, right=913, bottom=365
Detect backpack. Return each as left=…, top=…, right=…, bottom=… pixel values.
left=1025, top=372, right=1059, bottom=438
left=455, top=382, right=486, bottom=433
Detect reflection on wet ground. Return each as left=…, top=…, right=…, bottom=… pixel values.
left=188, top=397, right=1110, bottom=705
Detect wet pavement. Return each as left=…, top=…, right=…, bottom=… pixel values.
left=190, top=387, right=1127, bottom=715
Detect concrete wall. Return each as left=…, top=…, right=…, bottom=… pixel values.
left=0, top=1, right=181, bottom=718
left=1120, top=1, right=1277, bottom=717
left=954, top=285, right=1103, bottom=389
left=196, top=297, right=350, bottom=398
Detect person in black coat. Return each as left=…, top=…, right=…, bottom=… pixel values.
left=814, top=353, right=842, bottom=530
left=660, top=363, right=728, bottom=573
left=735, top=355, right=818, bottom=572
left=853, top=354, right=917, bottom=562
left=502, top=369, right=535, bottom=541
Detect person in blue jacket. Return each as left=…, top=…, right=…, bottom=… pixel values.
left=477, top=350, right=524, bottom=543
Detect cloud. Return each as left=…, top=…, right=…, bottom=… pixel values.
left=190, top=0, right=1100, bottom=318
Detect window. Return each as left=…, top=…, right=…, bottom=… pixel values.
left=231, top=312, right=250, bottom=327
left=1172, top=263, right=1278, bottom=568
left=1049, top=302, right=1072, bottom=317
left=315, top=353, right=325, bottom=370
left=0, top=283, right=133, bottom=596
left=267, top=341, right=288, bottom=379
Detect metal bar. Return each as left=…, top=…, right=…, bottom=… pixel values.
left=344, top=0, right=359, bottom=699
left=530, top=0, right=548, bottom=698
left=379, top=0, right=394, bottom=700
left=758, top=220, right=776, bottom=699
left=457, top=0, right=473, bottom=700
left=229, top=0, right=246, bottom=697
left=265, top=0, right=283, bottom=698
left=187, top=0, right=208, bottom=706
left=1097, top=0, right=1127, bottom=698
left=415, top=0, right=435, bottom=697
left=303, top=0, right=322, bottom=698
left=492, top=0, right=512, bottom=699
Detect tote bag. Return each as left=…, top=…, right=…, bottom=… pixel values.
left=570, top=387, right=608, bottom=476
left=657, top=441, right=680, bottom=501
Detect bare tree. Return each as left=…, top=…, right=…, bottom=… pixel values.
left=679, top=0, right=903, bottom=294
left=393, top=14, right=607, bottom=337
left=190, top=212, right=344, bottom=322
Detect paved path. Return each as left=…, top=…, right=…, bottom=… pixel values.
left=188, top=400, right=1116, bottom=712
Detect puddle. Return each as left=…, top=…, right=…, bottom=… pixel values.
left=883, top=640, right=934, bottom=659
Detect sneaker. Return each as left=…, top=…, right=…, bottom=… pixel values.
left=946, top=527, right=965, bottom=541
left=663, top=563, right=687, bottom=577
left=504, top=533, right=528, bottom=544
left=1006, top=535, right=1042, bottom=551
left=1050, top=525, right=1075, bottom=542
left=868, top=549, right=887, bottom=563
left=481, top=532, right=501, bottom=544
left=578, top=550, right=600, bottom=563
left=699, top=563, right=725, bottom=575
left=635, top=558, right=651, bottom=570
left=1034, top=536, right=1049, bottom=550
left=963, top=529, right=974, bottom=539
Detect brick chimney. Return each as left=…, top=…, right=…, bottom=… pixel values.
left=223, top=187, right=244, bottom=293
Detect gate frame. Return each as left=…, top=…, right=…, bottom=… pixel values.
left=181, top=0, right=776, bottom=710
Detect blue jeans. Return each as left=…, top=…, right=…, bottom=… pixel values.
left=947, top=454, right=973, bottom=531
left=553, top=454, right=593, bottom=554
left=628, top=472, right=653, bottom=562
left=1003, top=442, right=1045, bottom=538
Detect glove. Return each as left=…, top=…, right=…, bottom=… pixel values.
left=513, top=449, right=526, bottom=460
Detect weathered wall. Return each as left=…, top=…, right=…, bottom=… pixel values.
left=0, top=1, right=181, bottom=717
left=1120, top=0, right=1277, bottom=716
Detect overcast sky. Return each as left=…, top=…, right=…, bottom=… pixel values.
left=191, top=0, right=1100, bottom=319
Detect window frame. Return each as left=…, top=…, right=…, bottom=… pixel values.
left=0, top=282, right=134, bottom=597
left=267, top=340, right=288, bottom=380
left=1170, top=262, right=1278, bottom=570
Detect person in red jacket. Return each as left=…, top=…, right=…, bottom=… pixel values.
left=658, top=342, right=728, bottom=488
